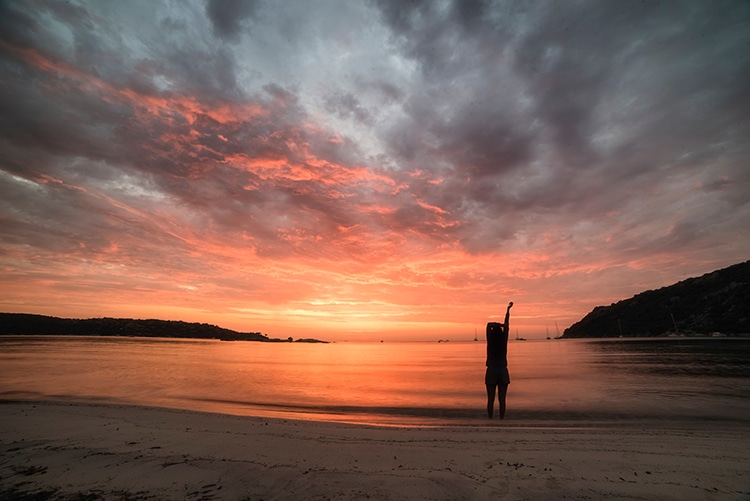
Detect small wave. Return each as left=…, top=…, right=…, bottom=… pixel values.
left=185, top=396, right=750, bottom=427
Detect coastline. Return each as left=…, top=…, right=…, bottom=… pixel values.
left=2, top=400, right=748, bottom=500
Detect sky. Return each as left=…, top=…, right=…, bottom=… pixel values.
left=1, top=0, right=748, bottom=341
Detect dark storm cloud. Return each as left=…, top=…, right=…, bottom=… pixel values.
left=372, top=0, right=536, bottom=175
left=206, top=0, right=259, bottom=42
left=324, top=91, right=374, bottom=126
left=0, top=1, right=38, bottom=47
left=1, top=0, right=748, bottom=277
left=370, top=0, right=750, bottom=256
left=152, top=45, right=242, bottom=99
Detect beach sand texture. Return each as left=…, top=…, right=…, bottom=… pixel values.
left=1, top=401, right=748, bottom=500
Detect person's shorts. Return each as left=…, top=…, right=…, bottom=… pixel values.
left=485, top=366, right=510, bottom=385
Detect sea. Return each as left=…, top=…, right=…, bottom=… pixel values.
left=1, top=336, right=749, bottom=427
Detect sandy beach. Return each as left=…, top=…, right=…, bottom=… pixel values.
left=0, top=401, right=748, bottom=500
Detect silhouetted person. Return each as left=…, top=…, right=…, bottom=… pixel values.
left=485, top=301, right=513, bottom=419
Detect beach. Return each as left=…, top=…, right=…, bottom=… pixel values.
left=1, top=401, right=748, bottom=500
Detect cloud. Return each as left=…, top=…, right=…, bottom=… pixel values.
left=0, top=0, right=748, bottom=337
left=324, top=91, right=374, bottom=126
left=205, top=0, right=259, bottom=42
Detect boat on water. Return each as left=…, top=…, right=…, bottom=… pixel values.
left=554, top=321, right=564, bottom=339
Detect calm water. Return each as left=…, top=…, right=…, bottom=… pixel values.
left=1, top=336, right=749, bottom=426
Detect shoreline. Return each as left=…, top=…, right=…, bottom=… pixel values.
left=5, top=395, right=749, bottom=431
left=2, top=400, right=749, bottom=500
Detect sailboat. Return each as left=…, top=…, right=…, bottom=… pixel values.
left=554, top=321, right=563, bottom=339
left=546, top=325, right=551, bottom=340
left=474, top=328, right=478, bottom=342
left=515, top=328, right=526, bottom=341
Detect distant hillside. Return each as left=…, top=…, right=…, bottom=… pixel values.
left=0, top=313, right=327, bottom=343
left=562, top=261, right=750, bottom=338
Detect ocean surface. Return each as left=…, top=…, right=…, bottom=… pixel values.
left=1, top=336, right=749, bottom=427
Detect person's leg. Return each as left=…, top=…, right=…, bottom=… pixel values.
left=497, top=384, right=508, bottom=419
left=486, top=384, right=496, bottom=418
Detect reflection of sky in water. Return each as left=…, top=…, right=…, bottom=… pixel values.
left=584, top=339, right=750, bottom=419
left=590, top=339, right=750, bottom=378
left=1, top=337, right=748, bottom=425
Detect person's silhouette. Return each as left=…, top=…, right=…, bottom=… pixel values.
left=485, top=301, right=513, bottom=419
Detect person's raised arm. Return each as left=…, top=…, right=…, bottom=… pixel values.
left=504, top=301, right=513, bottom=331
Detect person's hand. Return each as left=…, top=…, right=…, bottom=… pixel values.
left=508, top=301, right=513, bottom=308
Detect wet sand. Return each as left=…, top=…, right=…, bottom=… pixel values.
left=1, top=400, right=748, bottom=500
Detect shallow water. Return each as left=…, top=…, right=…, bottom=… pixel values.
left=1, top=336, right=749, bottom=426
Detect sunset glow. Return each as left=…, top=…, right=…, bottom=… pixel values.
left=1, top=1, right=748, bottom=340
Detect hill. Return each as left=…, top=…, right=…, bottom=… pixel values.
left=0, top=313, right=327, bottom=343
left=562, top=260, right=750, bottom=338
